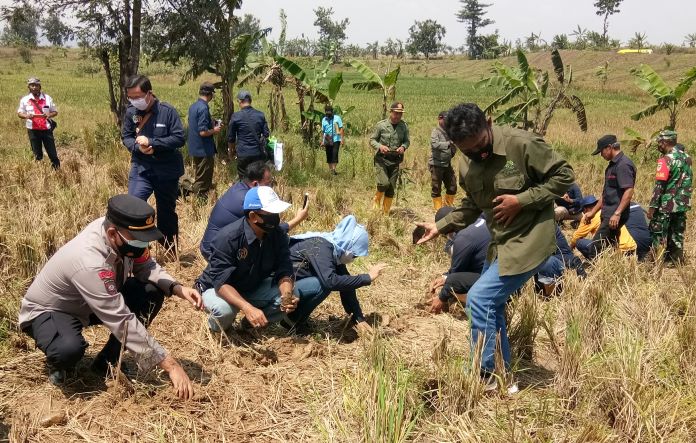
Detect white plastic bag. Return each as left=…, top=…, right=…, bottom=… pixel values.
left=274, top=142, right=284, bottom=171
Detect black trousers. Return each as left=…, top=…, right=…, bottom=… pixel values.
left=439, top=272, right=480, bottom=300
left=325, top=141, right=340, bottom=164
left=27, top=129, right=60, bottom=168
left=22, top=278, right=164, bottom=371
left=587, top=212, right=630, bottom=260
left=236, top=154, right=267, bottom=180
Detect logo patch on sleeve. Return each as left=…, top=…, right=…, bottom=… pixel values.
left=98, top=270, right=118, bottom=295
left=656, top=158, right=669, bottom=181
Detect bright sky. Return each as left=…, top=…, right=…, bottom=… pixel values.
left=0, top=0, right=692, bottom=47
left=239, top=0, right=694, bottom=47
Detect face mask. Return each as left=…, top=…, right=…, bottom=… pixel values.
left=464, top=142, right=493, bottom=162
left=254, top=212, right=280, bottom=232
left=129, top=94, right=149, bottom=111
left=339, top=251, right=355, bottom=265
left=116, top=231, right=149, bottom=258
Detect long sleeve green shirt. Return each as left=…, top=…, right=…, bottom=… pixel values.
left=436, top=125, right=574, bottom=276
left=369, top=119, right=410, bottom=152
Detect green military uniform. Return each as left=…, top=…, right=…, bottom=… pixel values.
left=369, top=118, right=410, bottom=212
left=437, top=125, right=575, bottom=276
left=649, top=132, right=692, bottom=263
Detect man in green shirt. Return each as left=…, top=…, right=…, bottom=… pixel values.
left=369, top=101, right=410, bottom=215
left=416, top=103, right=574, bottom=387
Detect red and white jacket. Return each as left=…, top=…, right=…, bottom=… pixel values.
left=17, top=93, right=57, bottom=130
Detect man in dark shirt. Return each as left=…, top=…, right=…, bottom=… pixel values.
left=227, top=90, right=270, bottom=180
left=187, top=82, right=221, bottom=198
left=554, top=182, right=583, bottom=223
left=583, top=134, right=636, bottom=259
left=199, top=161, right=308, bottom=261
left=197, top=187, right=323, bottom=332
left=429, top=208, right=490, bottom=314
left=626, top=202, right=651, bottom=261
left=122, top=75, right=185, bottom=249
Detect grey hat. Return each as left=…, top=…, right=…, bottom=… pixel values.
left=236, top=90, right=252, bottom=101
left=27, top=77, right=41, bottom=85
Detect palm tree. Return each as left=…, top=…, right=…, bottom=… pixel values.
left=570, top=25, right=588, bottom=49
left=685, top=33, right=696, bottom=48
left=630, top=65, right=696, bottom=130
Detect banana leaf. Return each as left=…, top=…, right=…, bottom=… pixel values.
left=550, top=48, right=564, bottom=84
left=674, top=66, right=696, bottom=99
left=349, top=59, right=383, bottom=88
left=630, top=102, right=665, bottom=121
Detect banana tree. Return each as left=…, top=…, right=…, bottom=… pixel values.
left=349, top=60, right=400, bottom=119
left=475, top=48, right=587, bottom=136
left=274, top=53, right=347, bottom=142
left=630, top=64, right=696, bottom=130
left=239, top=38, right=289, bottom=131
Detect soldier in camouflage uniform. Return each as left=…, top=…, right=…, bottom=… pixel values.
left=648, top=130, right=693, bottom=264
left=369, top=102, right=410, bottom=215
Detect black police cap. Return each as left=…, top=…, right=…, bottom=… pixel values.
left=106, top=194, right=163, bottom=242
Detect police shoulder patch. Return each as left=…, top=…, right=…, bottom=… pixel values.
left=98, top=269, right=118, bottom=295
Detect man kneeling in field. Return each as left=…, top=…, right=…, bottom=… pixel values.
left=196, top=187, right=325, bottom=333
left=19, top=195, right=203, bottom=399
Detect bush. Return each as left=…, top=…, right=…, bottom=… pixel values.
left=17, top=46, right=32, bottom=64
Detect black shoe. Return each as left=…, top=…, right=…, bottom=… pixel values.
left=332, top=170, right=338, bottom=176
left=48, top=368, right=67, bottom=386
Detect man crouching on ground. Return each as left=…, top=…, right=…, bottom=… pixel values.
left=196, top=186, right=324, bottom=333
left=19, top=195, right=203, bottom=399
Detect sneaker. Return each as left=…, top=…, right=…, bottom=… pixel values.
left=48, top=369, right=66, bottom=386
left=482, top=377, right=520, bottom=395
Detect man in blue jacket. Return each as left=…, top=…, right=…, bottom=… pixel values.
left=187, top=82, right=221, bottom=198
left=122, top=75, right=185, bottom=250
left=227, top=90, right=270, bottom=180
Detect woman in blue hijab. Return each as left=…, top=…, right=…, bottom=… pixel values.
left=287, top=215, right=387, bottom=334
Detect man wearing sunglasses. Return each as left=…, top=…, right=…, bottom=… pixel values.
left=19, top=195, right=203, bottom=400
left=416, top=103, right=574, bottom=391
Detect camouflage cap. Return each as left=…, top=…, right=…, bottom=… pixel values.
left=27, top=77, right=41, bottom=85
left=657, top=129, right=677, bottom=141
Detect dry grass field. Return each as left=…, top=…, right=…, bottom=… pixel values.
left=1, top=47, right=696, bottom=442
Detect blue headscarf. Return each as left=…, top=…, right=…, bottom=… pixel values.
left=292, top=215, right=369, bottom=261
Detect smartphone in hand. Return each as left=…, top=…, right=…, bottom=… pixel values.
left=303, top=193, right=309, bottom=209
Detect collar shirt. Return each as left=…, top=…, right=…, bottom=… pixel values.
left=187, top=98, right=215, bottom=157
left=554, top=183, right=583, bottom=213
left=369, top=119, right=410, bottom=152
left=436, top=125, right=574, bottom=276
left=197, top=218, right=294, bottom=294
left=601, top=151, right=636, bottom=218
left=570, top=212, right=636, bottom=252
left=226, top=107, right=270, bottom=158
left=121, top=99, right=186, bottom=180
left=322, top=115, right=344, bottom=143
left=430, top=126, right=455, bottom=167
left=18, top=93, right=57, bottom=130
left=18, top=217, right=176, bottom=370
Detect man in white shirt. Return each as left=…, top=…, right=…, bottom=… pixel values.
left=17, top=77, right=60, bottom=169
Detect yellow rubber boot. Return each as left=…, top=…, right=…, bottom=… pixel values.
left=373, top=191, right=384, bottom=210
left=444, top=194, right=455, bottom=207
left=382, top=197, right=393, bottom=215
left=432, top=197, right=443, bottom=211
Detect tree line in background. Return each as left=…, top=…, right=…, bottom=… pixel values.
left=0, top=0, right=694, bottom=151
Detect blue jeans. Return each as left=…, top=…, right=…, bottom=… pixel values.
left=202, top=277, right=323, bottom=332
left=536, top=256, right=565, bottom=285
left=467, top=259, right=540, bottom=373
left=576, top=238, right=593, bottom=260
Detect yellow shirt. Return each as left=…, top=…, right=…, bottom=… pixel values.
left=569, top=212, right=636, bottom=252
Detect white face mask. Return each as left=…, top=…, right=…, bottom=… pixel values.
left=129, top=95, right=149, bottom=111
left=339, top=251, right=355, bottom=265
